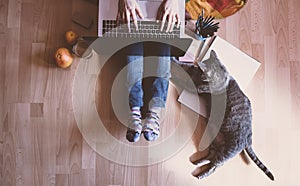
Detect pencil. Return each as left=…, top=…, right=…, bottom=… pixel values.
left=196, top=34, right=217, bottom=63
left=194, top=38, right=206, bottom=65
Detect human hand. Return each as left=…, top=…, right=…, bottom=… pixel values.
left=156, top=0, right=180, bottom=32
left=116, top=0, right=144, bottom=32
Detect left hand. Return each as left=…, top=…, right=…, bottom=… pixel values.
left=156, top=0, right=180, bottom=32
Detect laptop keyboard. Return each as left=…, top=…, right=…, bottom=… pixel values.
left=102, top=20, right=181, bottom=38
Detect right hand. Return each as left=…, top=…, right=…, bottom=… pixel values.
left=156, top=0, right=180, bottom=32
left=116, top=0, right=144, bottom=32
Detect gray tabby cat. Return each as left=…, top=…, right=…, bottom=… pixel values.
left=171, top=50, right=274, bottom=180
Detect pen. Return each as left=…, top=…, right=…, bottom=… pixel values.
left=196, top=34, right=217, bottom=63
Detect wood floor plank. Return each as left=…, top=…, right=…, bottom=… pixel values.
left=30, top=43, right=48, bottom=103
left=38, top=101, right=57, bottom=175
left=0, top=0, right=8, bottom=35
left=0, top=111, right=7, bottom=185
left=288, top=0, right=300, bottom=62
left=0, top=47, right=5, bottom=121
left=51, top=113, right=68, bottom=175
left=95, top=144, right=149, bottom=186
left=81, top=140, right=96, bottom=186
left=12, top=103, right=35, bottom=186
left=31, top=118, right=43, bottom=186
left=275, top=0, right=289, bottom=68
left=217, top=19, right=226, bottom=39
left=69, top=172, right=83, bottom=186
left=275, top=67, right=292, bottom=127
left=7, top=0, right=21, bottom=28
left=81, top=169, right=95, bottom=186
left=95, top=142, right=149, bottom=185
left=263, top=0, right=277, bottom=36
left=224, top=13, right=240, bottom=46
left=2, top=131, right=16, bottom=186
left=30, top=103, right=44, bottom=118
left=55, top=174, right=68, bottom=186
left=56, top=111, right=82, bottom=175
left=237, top=5, right=252, bottom=56
left=18, top=3, right=34, bottom=102
left=54, top=68, right=82, bottom=176
left=247, top=44, right=265, bottom=112
left=32, top=0, right=53, bottom=43
left=43, top=67, right=58, bottom=100
left=290, top=61, right=300, bottom=129
left=0, top=0, right=8, bottom=47
left=0, top=33, right=8, bottom=47
left=121, top=165, right=148, bottom=186
left=250, top=0, right=264, bottom=44
left=5, top=28, right=20, bottom=104
left=147, top=164, right=163, bottom=186
left=69, top=124, right=83, bottom=175
left=46, top=174, right=56, bottom=186
left=81, top=139, right=96, bottom=170
left=264, top=36, right=278, bottom=116
left=31, top=118, right=58, bottom=186
left=0, top=137, right=3, bottom=185
left=95, top=156, right=110, bottom=186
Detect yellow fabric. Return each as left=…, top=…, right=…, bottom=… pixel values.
left=219, top=0, right=246, bottom=18
left=185, top=0, right=247, bottom=19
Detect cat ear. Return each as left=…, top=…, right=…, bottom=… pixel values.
left=197, top=62, right=207, bottom=72
left=210, top=50, right=218, bottom=59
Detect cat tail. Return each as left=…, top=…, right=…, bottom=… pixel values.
left=245, top=146, right=274, bottom=181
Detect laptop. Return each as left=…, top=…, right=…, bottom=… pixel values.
left=98, top=0, right=186, bottom=38
left=94, top=0, right=192, bottom=56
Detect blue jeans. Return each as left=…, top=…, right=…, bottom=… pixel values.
left=126, top=42, right=171, bottom=108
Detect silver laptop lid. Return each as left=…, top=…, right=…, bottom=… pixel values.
left=98, top=0, right=185, bottom=37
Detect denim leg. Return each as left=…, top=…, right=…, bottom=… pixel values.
left=144, top=43, right=171, bottom=108
left=126, top=43, right=144, bottom=108
left=150, top=56, right=171, bottom=108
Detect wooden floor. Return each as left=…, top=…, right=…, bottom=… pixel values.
left=1, top=0, right=300, bottom=185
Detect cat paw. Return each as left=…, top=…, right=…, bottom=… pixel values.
left=189, top=151, right=210, bottom=165
left=192, top=164, right=217, bottom=179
